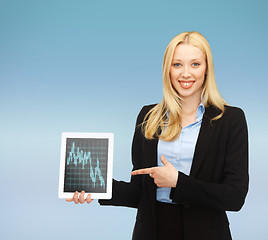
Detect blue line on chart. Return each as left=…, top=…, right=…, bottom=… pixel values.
left=67, top=142, right=106, bottom=189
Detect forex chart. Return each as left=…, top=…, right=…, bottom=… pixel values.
left=64, top=138, right=108, bottom=193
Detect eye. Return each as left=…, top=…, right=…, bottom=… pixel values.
left=192, top=62, right=200, bottom=67
left=173, top=63, right=181, bottom=67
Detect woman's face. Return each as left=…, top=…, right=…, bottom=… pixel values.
left=170, top=43, right=207, bottom=101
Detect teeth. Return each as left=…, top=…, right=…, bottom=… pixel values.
left=181, top=82, right=192, bottom=86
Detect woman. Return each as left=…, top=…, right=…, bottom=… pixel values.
left=67, top=31, right=249, bottom=240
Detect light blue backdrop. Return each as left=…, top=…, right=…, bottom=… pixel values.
left=1, top=0, right=267, bottom=239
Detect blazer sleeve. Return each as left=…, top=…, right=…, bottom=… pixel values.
left=170, top=108, right=249, bottom=211
left=98, top=106, right=148, bottom=208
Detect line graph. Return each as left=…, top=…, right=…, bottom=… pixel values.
left=64, top=138, right=108, bottom=193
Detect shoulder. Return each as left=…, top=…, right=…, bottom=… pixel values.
left=205, top=105, right=247, bottom=134
left=204, top=105, right=248, bottom=147
left=135, top=104, right=157, bottom=125
left=224, top=105, right=245, bottom=116
left=206, top=105, right=246, bottom=121
left=222, top=106, right=247, bottom=125
left=224, top=106, right=247, bottom=133
left=139, top=104, right=157, bottom=115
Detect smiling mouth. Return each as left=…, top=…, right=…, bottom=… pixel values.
left=179, top=81, right=195, bottom=89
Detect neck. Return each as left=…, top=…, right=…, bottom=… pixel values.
left=181, top=94, right=202, bottom=115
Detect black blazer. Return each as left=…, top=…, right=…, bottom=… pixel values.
left=99, top=104, right=249, bottom=240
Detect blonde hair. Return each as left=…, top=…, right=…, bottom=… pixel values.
left=142, top=31, right=227, bottom=141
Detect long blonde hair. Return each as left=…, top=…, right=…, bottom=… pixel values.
left=142, top=31, right=227, bottom=141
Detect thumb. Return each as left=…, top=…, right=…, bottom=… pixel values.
left=161, top=155, right=170, bottom=166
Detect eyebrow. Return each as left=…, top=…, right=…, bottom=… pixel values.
left=172, top=58, right=202, bottom=61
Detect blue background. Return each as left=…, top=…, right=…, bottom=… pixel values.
left=1, top=0, right=267, bottom=239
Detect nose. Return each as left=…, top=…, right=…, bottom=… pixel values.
left=182, top=66, right=191, bottom=78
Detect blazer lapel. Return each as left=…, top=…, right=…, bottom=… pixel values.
left=143, top=137, right=158, bottom=189
left=190, top=105, right=218, bottom=177
left=143, top=137, right=158, bottom=226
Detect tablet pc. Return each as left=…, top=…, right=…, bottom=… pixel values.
left=58, top=132, right=113, bottom=199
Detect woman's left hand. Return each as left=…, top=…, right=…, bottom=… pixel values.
left=131, top=155, right=179, bottom=188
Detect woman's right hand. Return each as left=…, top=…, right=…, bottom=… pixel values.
left=65, top=191, right=94, bottom=204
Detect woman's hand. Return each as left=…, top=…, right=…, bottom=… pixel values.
left=65, top=191, right=94, bottom=204
left=131, top=155, right=179, bottom=188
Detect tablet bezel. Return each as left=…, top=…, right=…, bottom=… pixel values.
left=58, top=132, right=113, bottom=199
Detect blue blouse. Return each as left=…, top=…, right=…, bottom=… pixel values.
left=156, top=102, right=205, bottom=203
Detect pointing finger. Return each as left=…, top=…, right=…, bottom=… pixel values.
left=131, top=167, right=156, bottom=175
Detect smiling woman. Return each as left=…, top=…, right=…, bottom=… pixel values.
left=143, top=32, right=226, bottom=141
left=67, top=31, right=249, bottom=240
